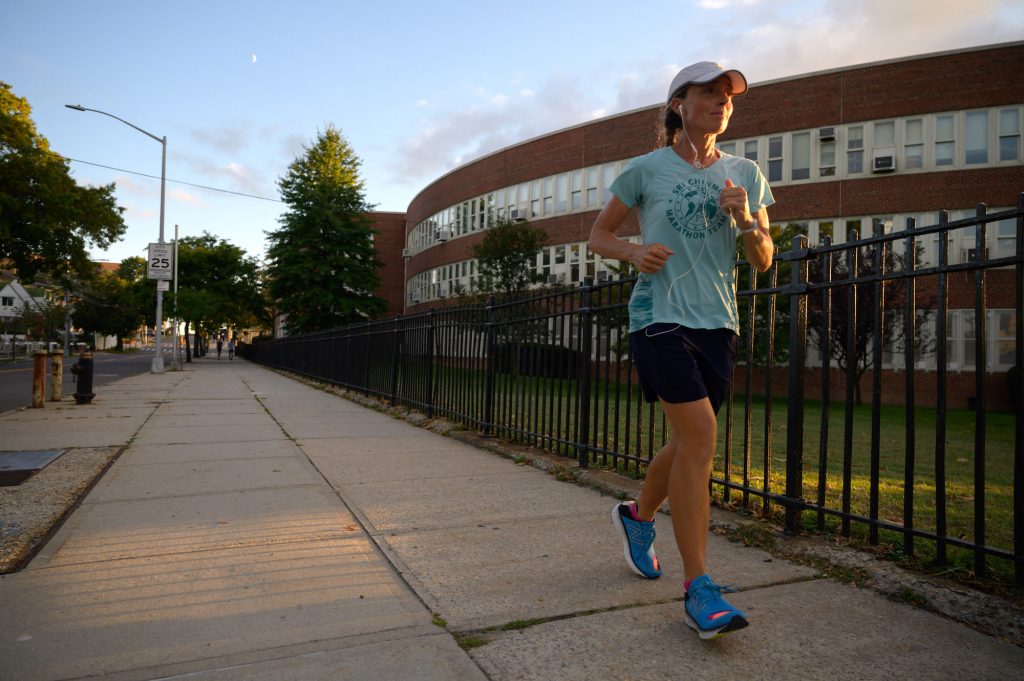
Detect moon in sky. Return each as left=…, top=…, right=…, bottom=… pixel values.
left=251, top=54, right=257, bottom=64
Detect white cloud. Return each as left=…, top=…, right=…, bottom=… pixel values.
left=178, top=155, right=270, bottom=197
left=188, top=124, right=250, bottom=155
left=385, top=0, right=1022, bottom=199
left=169, top=188, right=203, bottom=206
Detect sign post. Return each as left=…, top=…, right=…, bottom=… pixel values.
left=147, top=242, right=173, bottom=372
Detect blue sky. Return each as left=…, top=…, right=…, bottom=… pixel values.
left=3, top=0, right=1022, bottom=265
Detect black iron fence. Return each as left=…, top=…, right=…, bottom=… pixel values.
left=245, top=197, right=1023, bottom=585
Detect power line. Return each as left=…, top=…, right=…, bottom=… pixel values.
left=49, top=151, right=283, bottom=203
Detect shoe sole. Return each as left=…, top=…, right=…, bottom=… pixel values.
left=611, top=504, right=658, bottom=579
left=684, top=613, right=749, bottom=640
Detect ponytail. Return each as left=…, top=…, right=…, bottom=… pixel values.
left=659, top=104, right=682, bottom=148
left=659, top=86, right=687, bottom=148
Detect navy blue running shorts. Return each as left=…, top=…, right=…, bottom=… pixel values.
left=629, top=324, right=738, bottom=414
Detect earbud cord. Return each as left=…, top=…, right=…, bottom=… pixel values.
left=646, top=113, right=716, bottom=339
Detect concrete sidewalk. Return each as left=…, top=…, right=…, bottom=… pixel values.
left=1, top=358, right=1021, bottom=680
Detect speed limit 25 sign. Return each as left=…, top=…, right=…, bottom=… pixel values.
left=147, top=242, right=173, bottom=280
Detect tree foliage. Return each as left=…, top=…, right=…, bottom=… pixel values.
left=73, top=257, right=149, bottom=350
left=265, top=125, right=385, bottom=334
left=0, top=82, right=126, bottom=282
left=173, top=233, right=264, bottom=358
left=807, top=230, right=935, bottom=404
left=470, top=218, right=548, bottom=295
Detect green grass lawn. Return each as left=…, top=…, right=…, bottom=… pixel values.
left=415, top=364, right=1018, bottom=585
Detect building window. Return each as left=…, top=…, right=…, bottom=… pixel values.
left=744, top=140, right=758, bottom=163
left=601, top=163, right=617, bottom=204
left=542, top=177, right=554, bottom=216
left=904, top=118, right=923, bottom=169
left=964, top=110, right=988, bottom=164
left=586, top=168, right=599, bottom=208
left=874, top=120, right=895, bottom=148
left=995, top=310, right=1016, bottom=369
left=847, top=126, right=864, bottom=174
left=999, top=107, right=1020, bottom=162
left=791, top=132, right=810, bottom=180
left=815, top=220, right=834, bottom=246
left=1, top=296, right=12, bottom=307
left=935, top=114, right=954, bottom=166
left=571, top=171, right=583, bottom=211
left=530, top=180, right=541, bottom=218
left=555, top=174, right=568, bottom=213
left=819, top=138, right=836, bottom=176
left=718, top=141, right=736, bottom=155
left=495, top=189, right=506, bottom=221
left=993, top=217, right=1016, bottom=260
left=768, top=136, right=783, bottom=183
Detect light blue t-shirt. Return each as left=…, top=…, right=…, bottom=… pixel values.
left=610, top=147, right=774, bottom=334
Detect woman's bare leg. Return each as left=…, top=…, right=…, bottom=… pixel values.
left=642, top=398, right=717, bottom=581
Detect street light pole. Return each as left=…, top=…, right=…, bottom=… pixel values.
left=65, top=104, right=167, bottom=373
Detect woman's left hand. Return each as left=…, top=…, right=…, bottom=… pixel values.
left=720, top=179, right=754, bottom=230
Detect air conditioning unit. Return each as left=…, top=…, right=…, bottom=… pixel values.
left=596, top=270, right=609, bottom=283
left=438, top=282, right=449, bottom=298
left=508, top=207, right=521, bottom=220
left=437, top=228, right=450, bottom=242
left=410, top=291, right=421, bottom=303
left=547, top=274, right=559, bottom=285
left=401, top=248, right=411, bottom=258
left=872, top=154, right=896, bottom=173
left=453, top=283, right=465, bottom=294
left=818, top=126, right=836, bottom=141
left=964, top=248, right=989, bottom=262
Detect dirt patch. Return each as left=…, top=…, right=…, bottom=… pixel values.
left=0, top=446, right=123, bottom=572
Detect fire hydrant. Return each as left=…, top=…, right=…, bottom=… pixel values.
left=70, top=350, right=95, bottom=405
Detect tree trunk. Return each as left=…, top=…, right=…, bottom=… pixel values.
left=184, top=320, right=192, bottom=362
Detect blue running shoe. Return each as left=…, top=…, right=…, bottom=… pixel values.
left=684, top=574, right=748, bottom=639
left=611, top=502, right=661, bottom=579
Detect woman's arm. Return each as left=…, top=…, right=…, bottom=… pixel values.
left=720, top=179, right=773, bottom=273
left=588, top=196, right=674, bottom=274
left=739, top=207, right=773, bottom=273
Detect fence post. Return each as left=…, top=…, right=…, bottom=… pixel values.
left=576, top=278, right=594, bottom=469
left=426, top=309, right=436, bottom=419
left=784, top=237, right=809, bottom=535
left=1014, top=192, right=1024, bottom=588
left=390, top=316, right=402, bottom=406
left=483, top=296, right=496, bottom=436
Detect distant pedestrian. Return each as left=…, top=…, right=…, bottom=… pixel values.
left=227, top=338, right=235, bottom=360
left=216, top=338, right=223, bottom=359
left=588, top=61, right=774, bottom=640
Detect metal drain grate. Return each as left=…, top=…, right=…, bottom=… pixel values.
left=0, top=450, right=67, bottom=487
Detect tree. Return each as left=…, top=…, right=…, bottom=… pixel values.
left=806, top=227, right=935, bottom=404
left=73, top=257, right=149, bottom=350
left=173, top=233, right=263, bottom=361
left=470, top=218, right=548, bottom=295
left=265, top=125, right=385, bottom=334
left=0, top=82, right=126, bottom=282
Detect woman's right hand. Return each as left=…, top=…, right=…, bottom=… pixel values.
left=631, top=242, right=674, bottom=273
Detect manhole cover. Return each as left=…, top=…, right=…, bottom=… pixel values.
left=0, top=450, right=66, bottom=487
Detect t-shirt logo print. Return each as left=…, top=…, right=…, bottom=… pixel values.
left=666, top=179, right=721, bottom=239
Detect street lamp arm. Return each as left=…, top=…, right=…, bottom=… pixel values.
left=65, top=102, right=168, bottom=373
left=64, top=104, right=164, bottom=144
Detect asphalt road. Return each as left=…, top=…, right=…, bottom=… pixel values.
left=0, top=348, right=179, bottom=415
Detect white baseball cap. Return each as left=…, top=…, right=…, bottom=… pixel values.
left=666, top=62, right=748, bottom=103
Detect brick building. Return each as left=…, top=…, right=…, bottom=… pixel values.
left=367, top=41, right=1023, bottom=408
